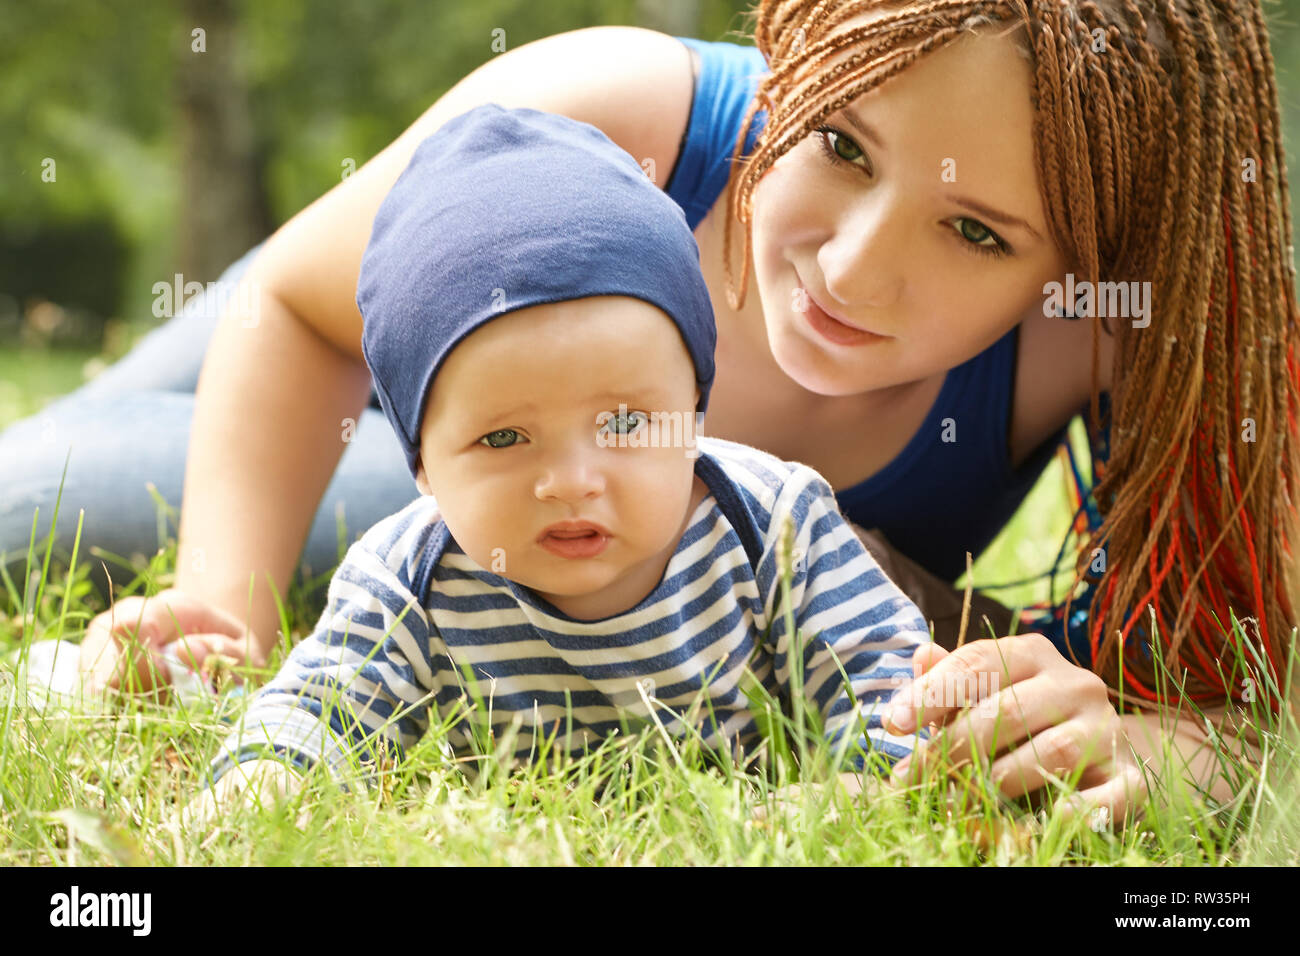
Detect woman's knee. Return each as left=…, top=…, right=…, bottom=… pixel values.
left=0, top=398, right=416, bottom=604
left=0, top=392, right=195, bottom=588
left=75, top=241, right=270, bottom=400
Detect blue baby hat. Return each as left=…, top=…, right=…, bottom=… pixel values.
left=357, top=103, right=717, bottom=477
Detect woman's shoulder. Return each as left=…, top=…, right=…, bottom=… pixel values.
left=255, top=26, right=701, bottom=358
left=673, top=34, right=766, bottom=67
left=665, top=35, right=769, bottom=229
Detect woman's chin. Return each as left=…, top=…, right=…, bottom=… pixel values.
left=768, top=327, right=880, bottom=397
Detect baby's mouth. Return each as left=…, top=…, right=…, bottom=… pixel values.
left=537, top=523, right=611, bottom=559
left=537, top=519, right=613, bottom=541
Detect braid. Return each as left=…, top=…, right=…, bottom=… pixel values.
left=726, top=0, right=1300, bottom=709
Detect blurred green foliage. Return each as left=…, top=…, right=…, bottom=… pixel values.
left=0, top=0, right=755, bottom=341
left=0, top=0, right=1296, bottom=347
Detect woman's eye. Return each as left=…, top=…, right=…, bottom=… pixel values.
left=814, top=126, right=871, bottom=174
left=599, top=411, right=647, bottom=436
left=479, top=428, right=525, bottom=448
left=950, top=217, right=1009, bottom=257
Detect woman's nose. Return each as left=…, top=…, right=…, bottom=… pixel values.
left=818, top=197, right=905, bottom=310
left=534, top=445, right=606, bottom=503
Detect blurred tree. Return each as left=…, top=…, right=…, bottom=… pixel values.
left=636, top=0, right=702, bottom=34
left=177, top=0, right=273, bottom=284
left=0, top=0, right=1294, bottom=350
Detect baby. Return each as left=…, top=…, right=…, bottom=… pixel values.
left=204, top=105, right=931, bottom=802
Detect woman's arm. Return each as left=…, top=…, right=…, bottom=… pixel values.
left=174, top=27, right=696, bottom=647
left=1119, top=706, right=1261, bottom=806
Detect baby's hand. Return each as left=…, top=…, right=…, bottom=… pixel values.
left=181, top=759, right=307, bottom=831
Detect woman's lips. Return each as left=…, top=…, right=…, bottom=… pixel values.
left=799, top=284, right=888, bottom=346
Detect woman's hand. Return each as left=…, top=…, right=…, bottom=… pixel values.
left=884, top=635, right=1150, bottom=826
left=79, top=587, right=266, bottom=696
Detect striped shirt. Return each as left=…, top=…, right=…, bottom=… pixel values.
left=211, top=437, right=931, bottom=784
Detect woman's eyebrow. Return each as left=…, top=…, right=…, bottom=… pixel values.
left=838, top=107, right=888, bottom=153
left=949, top=195, right=1044, bottom=242
left=838, top=105, right=1046, bottom=244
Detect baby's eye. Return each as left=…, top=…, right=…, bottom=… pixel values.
left=598, top=410, right=648, bottom=436
left=479, top=428, right=526, bottom=448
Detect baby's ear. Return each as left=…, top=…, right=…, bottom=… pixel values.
left=415, top=458, right=432, bottom=496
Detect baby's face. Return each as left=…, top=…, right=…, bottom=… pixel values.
left=416, top=296, right=704, bottom=620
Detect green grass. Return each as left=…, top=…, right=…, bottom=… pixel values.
left=0, top=347, right=102, bottom=431
left=0, top=461, right=1297, bottom=867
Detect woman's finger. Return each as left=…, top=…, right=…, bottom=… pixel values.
left=84, top=596, right=148, bottom=646
left=884, top=634, right=1053, bottom=735
left=147, top=588, right=259, bottom=642
left=166, top=633, right=266, bottom=687
left=80, top=608, right=173, bottom=693
left=910, top=642, right=949, bottom=678
left=1054, top=765, right=1150, bottom=831
left=898, top=671, right=1091, bottom=786
left=980, top=717, right=1119, bottom=799
left=81, top=589, right=264, bottom=694
left=169, top=632, right=262, bottom=668
left=95, top=588, right=256, bottom=647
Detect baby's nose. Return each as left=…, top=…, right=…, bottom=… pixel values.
left=534, top=452, right=606, bottom=502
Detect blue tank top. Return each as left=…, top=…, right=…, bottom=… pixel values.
left=665, top=36, right=1075, bottom=584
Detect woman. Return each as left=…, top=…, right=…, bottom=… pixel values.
left=6, top=0, right=1296, bottom=820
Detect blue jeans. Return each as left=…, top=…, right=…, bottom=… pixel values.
left=0, top=243, right=418, bottom=597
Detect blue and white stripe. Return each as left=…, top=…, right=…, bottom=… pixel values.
left=211, top=437, right=931, bottom=783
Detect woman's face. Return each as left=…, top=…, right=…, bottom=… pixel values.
left=749, top=20, right=1070, bottom=396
